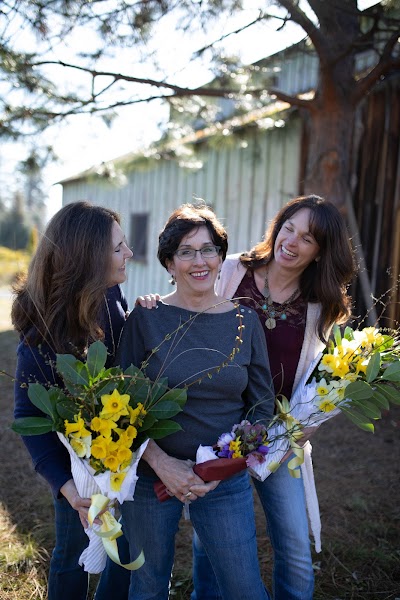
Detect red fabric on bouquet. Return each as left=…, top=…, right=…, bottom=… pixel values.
left=154, top=457, right=248, bottom=502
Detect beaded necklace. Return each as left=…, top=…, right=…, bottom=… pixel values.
left=261, top=271, right=299, bottom=330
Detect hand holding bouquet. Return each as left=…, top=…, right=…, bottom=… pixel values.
left=154, top=420, right=270, bottom=501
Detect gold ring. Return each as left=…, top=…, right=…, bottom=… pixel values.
left=184, top=491, right=192, bottom=498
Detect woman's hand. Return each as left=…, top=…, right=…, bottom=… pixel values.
left=60, top=479, right=95, bottom=528
left=135, top=293, right=160, bottom=309
left=143, top=440, right=219, bottom=502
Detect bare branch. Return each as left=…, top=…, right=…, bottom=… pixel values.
left=274, top=0, right=325, bottom=55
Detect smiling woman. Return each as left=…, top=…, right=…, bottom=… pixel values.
left=11, top=201, right=133, bottom=600
left=114, top=202, right=275, bottom=600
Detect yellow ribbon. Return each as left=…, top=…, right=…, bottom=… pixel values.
left=275, top=397, right=305, bottom=478
left=88, top=493, right=145, bottom=570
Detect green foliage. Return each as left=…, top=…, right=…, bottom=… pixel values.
left=12, top=340, right=188, bottom=450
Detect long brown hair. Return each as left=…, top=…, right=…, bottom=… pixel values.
left=12, top=201, right=120, bottom=355
left=241, top=195, right=356, bottom=341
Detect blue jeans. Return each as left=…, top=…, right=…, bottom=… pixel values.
left=191, top=463, right=314, bottom=600
left=48, top=496, right=89, bottom=600
left=95, top=530, right=131, bottom=599
left=48, top=496, right=131, bottom=600
left=121, top=472, right=270, bottom=600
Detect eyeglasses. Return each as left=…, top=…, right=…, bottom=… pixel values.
left=174, top=245, right=221, bottom=261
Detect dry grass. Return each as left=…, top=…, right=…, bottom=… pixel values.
left=0, top=248, right=30, bottom=287
left=1, top=291, right=399, bottom=599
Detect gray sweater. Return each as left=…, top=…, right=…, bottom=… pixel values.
left=117, top=301, right=275, bottom=471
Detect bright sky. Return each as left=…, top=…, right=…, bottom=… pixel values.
left=0, top=0, right=378, bottom=219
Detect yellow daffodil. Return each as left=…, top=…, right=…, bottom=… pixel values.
left=70, top=434, right=91, bottom=458
left=318, top=354, right=337, bottom=373
left=117, top=427, right=137, bottom=447
left=128, top=403, right=147, bottom=426
left=91, top=416, right=118, bottom=437
left=99, top=389, right=130, bottom=421
left=315, top=378, right=332, bottom=397
left=103, top=452, right=121, bottom=472
left=91, top=436, right=109, bottom=460
left=64, top=413, right=91, bottom=438
left=110, top=472, right=127, bottom=492
left=354, top=326, right=384, bottom=349
left=316, top=398, right=337, bottom=412
left=331, top=359, right=350, bottom=378
left=116, top=446, right=132, bottom=463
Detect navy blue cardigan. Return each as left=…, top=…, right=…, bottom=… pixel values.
left=13, top=285, right=128, bottom=498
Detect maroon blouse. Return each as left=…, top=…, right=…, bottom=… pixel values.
left=235, top=269, right=307, bottom=400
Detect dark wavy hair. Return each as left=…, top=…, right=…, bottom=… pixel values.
left=241, top=195, right=356, bottom=341
left=157, top=203, right=228, bottom=269
left=12, top=201, right=120, bottom=355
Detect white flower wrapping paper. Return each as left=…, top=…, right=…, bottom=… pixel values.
left=58, top=433, right=149, bottom=573
left=247, top=353, right=344, bottom=553
left=248, top=352, right=342, bottom=482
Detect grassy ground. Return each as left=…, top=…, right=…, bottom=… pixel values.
left=1, top=291, right=399, bottom=599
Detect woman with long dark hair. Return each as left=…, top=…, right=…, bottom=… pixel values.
left=12, top=201, right=133, bottom=600
left=192, top=195, right=356, bottom=600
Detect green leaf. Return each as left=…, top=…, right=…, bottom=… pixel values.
left=145, top=420, right=182, bottom=439
left=370, top=389, right=390, bottom=410
left=27, top=384, right=56, bottom=419
left=124, top=364, right=143, bottom=377
left=343, top=326, right=355, bottom=341
left=340, top=406, right=375, bottom=432
left=333, top=325, right=342, bottom=346
left=137, top=412, right=157, bottom=432
left=381, top=360, right=400, bottom=382
left=159, top=388, right=187, bottom=409
left=149, top=378, right=169, bottom=404
left=56, top=354, right=89, bottom=386
left=56, top=399, right=79, bottom=421
left=11, top=416, right=53, bottom=435
left=125, top=372, right=152, bottom=404
left=344, top=380, right=374, bottom=401
left=149, top=400, right=182, bottom=419
left=366, top=352, right=381, bottom=383
left=376, top=383, right=400, bottom=405
left=86, top=341, right=108, bottom=378
left=351, top=399, right=381, bottom=420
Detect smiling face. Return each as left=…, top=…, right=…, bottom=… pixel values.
left=166, top=226, right=222, bottom=297
left=274, top=208, right=320, bottom=273
left=108, top=220, right=133, bottom=287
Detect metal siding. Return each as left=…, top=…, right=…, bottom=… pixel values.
left=62, top=115, right=302, bottom=303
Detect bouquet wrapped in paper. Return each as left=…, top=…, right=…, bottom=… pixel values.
left=249, top=325, right=400, bottom=483
left=12, top=340, right=187, bottom=573
left=154, top=420, right=270, bottom=501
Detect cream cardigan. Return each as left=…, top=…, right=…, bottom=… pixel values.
left=216, top=253, right=326, bottom=551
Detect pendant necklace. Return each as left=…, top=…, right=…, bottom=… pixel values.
left=261, top=271, right=299, bottom=330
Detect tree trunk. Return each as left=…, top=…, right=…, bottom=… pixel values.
left=302, top=101, right=378, bottom=323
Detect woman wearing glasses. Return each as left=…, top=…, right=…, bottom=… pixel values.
left=116, top=203, right=275, bottom=600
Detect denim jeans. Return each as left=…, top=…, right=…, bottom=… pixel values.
left=95, top=530, right=131, bottom=599
left=48, top=496, right=89, bottom=600
left=121, top=472, right=270, bottom=600
left=191, top=462, right=314, bottom=600
left=48, top=496, right=131, bottom=600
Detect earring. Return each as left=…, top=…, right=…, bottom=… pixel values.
left=218, top=270, right=221, bottom=280
left=169, top=274, right=176, bottom=285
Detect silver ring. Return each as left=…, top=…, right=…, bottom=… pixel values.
left=184, top=491, right=192, bottom=498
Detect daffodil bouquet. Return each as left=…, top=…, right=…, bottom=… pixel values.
left=249, top=325, right=400, bottom=483
left=12, top=339, right=187, bottom=572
